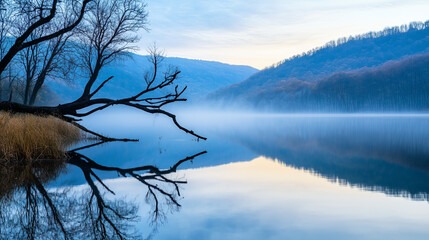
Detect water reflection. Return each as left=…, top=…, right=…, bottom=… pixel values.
left=6, top=113, right=429, bottom=239
left=0, top=142, right=205, bottom=240
left=209, top=115, right=429, bottom=200
left=154, top=156, right=429, bottom=240
left=79, top=113, right=429, bottom=201
left=65, top=114, right=429, bottom=239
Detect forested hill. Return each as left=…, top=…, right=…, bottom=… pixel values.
left=250, top=53, right=429, bottom=111
left=47, top=54, right=257, bottom=103
left=210, top=21, right=429, bottom=107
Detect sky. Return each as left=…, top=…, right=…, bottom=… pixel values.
left=137, top=0, right=429, bottom=69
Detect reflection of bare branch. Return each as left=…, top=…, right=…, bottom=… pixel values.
left=32, top=175, right=68, bottom=239
left=68, top=148, right=207, bottom=225
left=0, top=141, right=206, bottom=239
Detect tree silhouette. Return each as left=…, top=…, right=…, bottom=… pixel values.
left=0, top=0, right=206, bottom=141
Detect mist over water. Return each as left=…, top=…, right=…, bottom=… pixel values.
left=63, top=109, right=429, bottom=196
left=15, top=107, right=423, bottom=239
left=55, top=109, right=429, bottom=239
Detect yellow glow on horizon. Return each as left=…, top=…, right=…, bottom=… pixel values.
left=139, top=0, right=429, bottom=69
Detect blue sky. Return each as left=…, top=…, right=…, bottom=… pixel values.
left=137, top=0, right=429, bottom=69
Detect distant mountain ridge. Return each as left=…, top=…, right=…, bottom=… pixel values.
left=47, top=53, right=258, bottom=104
left=210, top=20, right=429, bottom=111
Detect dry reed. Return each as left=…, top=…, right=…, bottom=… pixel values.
left=0, top=111, right=82, bottom=161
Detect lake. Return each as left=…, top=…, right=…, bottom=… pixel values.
left=3, top=111, right=429, bottom=239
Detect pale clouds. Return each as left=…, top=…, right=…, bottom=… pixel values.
left=137, top=0, right=429, bottom=69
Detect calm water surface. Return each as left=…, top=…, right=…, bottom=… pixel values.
left=6, top=111, right=429, bottom=239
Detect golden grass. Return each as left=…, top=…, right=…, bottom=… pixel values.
left=0, top=111, right=82, bottom=161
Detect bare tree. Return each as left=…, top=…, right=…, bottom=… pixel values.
left=0, top=2, right=17, bottom=100
left=17, top=35, right=39, bottom=104
left=0, top=0, right=206, bottom=141
left=74, top=0, right=148, bottom=101
left=0, top=0, right=92, bottom=75
left=15, top=13, right=74, bottom=105
left=28, top=33, right=73, bottom=105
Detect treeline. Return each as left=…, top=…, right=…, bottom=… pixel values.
left=273, top=21, right=429, bottom=68
left=250, top=54, right=429, bottom=111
